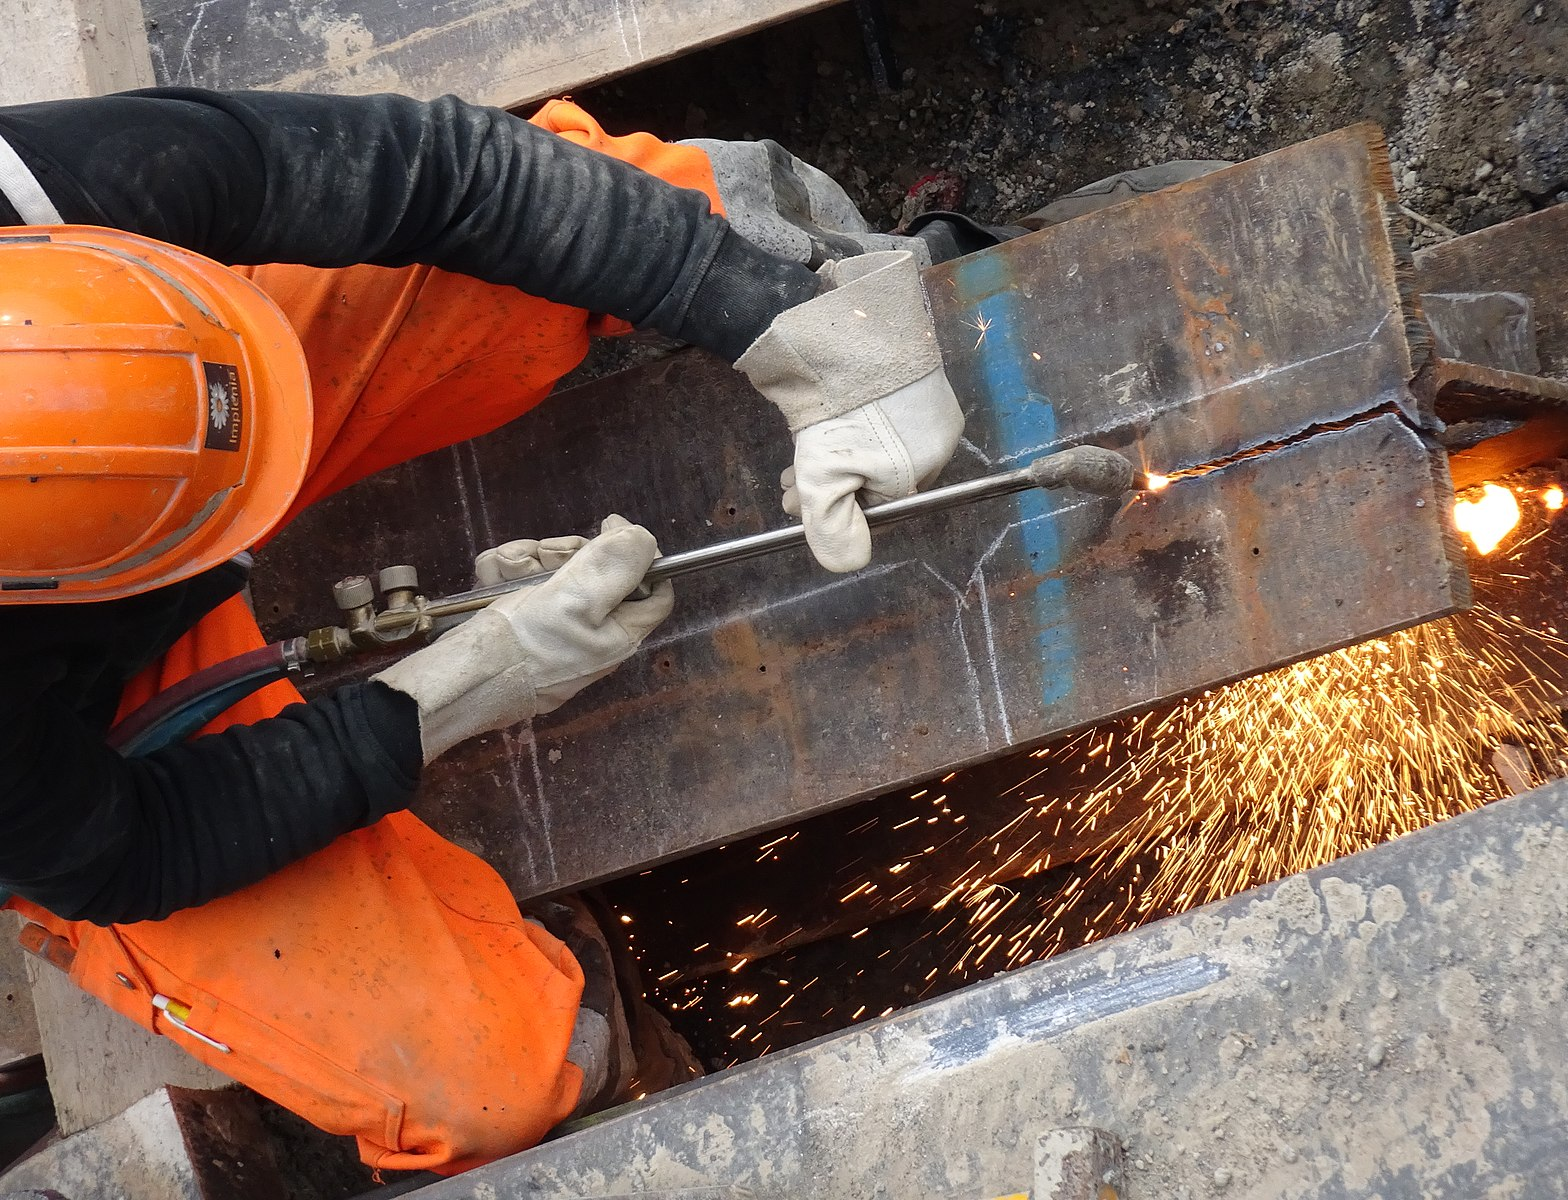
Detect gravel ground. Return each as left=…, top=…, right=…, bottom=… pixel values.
left=580, top=0, right=1566, bottom=246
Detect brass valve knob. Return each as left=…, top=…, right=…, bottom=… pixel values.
left=332, top=575, right=375, bottom=612
left=378, top=565, right=419, bottom=594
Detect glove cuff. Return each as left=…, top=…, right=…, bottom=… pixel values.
left=735, top=249, right=944, bottom=432
left=373, top=610, right=540, bottom=764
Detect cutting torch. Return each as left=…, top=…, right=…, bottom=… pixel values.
left=109, top=445, right=1148, bottom=755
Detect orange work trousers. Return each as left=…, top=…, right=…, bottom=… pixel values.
left=8, top=101, right=723, bottom=1176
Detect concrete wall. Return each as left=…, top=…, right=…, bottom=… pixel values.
left=419, top=778, right=1568, bottom=1200
left=3, top=0, right=153, bottom=105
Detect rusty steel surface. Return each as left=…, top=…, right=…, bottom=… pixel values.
left=253, top=126, right=1465, bottom=898
left=1417, top=203, right=1568, bottom=379
left=927, top=123, right=1422, bottom=478
left=1420, top=291, right=1539, bottom=375
left=1412, top=204, right=1568, bottom=489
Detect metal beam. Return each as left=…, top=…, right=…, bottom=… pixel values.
left=139, top=0, right=842, bottom=111
left=1417, top=204, right=1568, bottom=378
left=1411, top=204, right=1568, bottom=489
left=407, top=776, right=1568, bottom=1199
left=0, top=1085, right=287, bottom=1200
left=253, top=126, right=1466, bottom=899
left=1422, top=359, right=1568, bottom=490
left=929, top=123, right=1424, bottom=475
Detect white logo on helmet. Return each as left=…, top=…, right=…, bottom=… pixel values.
left=208, top=381, right=230, bottom=431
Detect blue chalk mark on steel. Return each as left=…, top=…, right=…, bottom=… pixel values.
left=951, top=253, right=1075, bottom=707
left=923, top=954, right=1227, bottom=1073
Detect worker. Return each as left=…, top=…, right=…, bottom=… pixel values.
left=0, top=89, right=969, bottom=1175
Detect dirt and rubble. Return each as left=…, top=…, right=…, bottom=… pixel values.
left=580, top=0, right=1565, bottom=245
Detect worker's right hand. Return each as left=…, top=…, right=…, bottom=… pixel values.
left=735, top=249, right=964, bottom=573
left=373, top=515, right=673, bottom=764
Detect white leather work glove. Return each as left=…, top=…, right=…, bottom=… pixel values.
left=735, top=249, right=964, bottom=573
left=474, top=534, right=589, bottom=588
left=374, top=515, right=672, bottom=764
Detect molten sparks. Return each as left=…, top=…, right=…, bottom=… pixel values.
left=886, top=601, right=1568, bottom=997
left=1143, top=472, right=1171, bottom=492
left=1059, top=608, right=1565, bottom=919
left=637, top=473, right=1568, bottom=1069
left=1454, top=483, right=1521, bottom=555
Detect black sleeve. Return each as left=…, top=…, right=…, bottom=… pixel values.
left=0, top=678, right=421, bottom=925
left=0, top=89, right=816, bottom=363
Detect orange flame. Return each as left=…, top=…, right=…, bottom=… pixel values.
left=1454, top=483, right=1521, bottom=555
left=1543, top=485, right=1564, bottom=512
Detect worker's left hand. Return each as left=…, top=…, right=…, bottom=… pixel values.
left=736, top=249, right=964, bottom=573
left=373, top=515, right=671, bottom=763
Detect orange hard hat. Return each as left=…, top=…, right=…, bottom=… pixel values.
left=0, top=226, right=311, bottom=603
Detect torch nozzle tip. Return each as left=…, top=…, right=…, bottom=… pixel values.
left=1141, top=471, right=1172, bottom=492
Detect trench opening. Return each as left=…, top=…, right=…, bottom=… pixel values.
left=602, top=461, right=1568, bottom=1071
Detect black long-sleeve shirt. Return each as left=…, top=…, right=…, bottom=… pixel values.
left=0, top=89, right=819, bottom=925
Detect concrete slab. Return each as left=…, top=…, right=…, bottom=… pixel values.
left=414, top=778, right=1568, bottom=1198
left=0, top=1085, right=284, bottom=1200
left=141, top=0, right=841, bottom=111
left=25, top=957, right=227, bottom=1136
left=0, top=917, right=41, bottom=1070
left=2, top=0, right=154, bottom=105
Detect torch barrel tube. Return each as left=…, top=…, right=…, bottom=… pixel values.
left=411, top=446, right=1138, bottom=630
